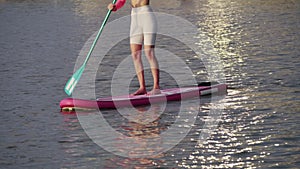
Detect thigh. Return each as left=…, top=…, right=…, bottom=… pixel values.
left=130, top=13, right=143, bottom=45
left=140, top=10, right=157, bottom=45
left=143, top=33, right=156, bottom=46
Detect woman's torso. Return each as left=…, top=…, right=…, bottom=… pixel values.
left=131, top=0, right=149, bottom=8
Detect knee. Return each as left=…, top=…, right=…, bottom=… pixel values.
left=144, top=49, right=155, bottom=61
left=131, top=51, right=142, bottom=61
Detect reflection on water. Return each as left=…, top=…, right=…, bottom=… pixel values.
left=197, top=0, right=248, bottom=89
left=1, top=0, right=299, bottom=168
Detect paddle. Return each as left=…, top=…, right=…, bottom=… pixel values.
left=64, top=0, right=117, bottom=96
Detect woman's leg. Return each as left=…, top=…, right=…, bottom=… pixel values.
left=130, top=44, right=147, bottom=95
left=144, top=45, right=160, bottom=95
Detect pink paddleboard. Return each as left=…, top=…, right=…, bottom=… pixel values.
left=60, top=83, right=227, bottom=111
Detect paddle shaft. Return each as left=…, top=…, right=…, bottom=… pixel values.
left=64, top=0, right=117, bottom=95
left=83, top=0, right=117, bottom=66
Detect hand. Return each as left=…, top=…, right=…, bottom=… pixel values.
left=107, top=3, right=116, bottom=11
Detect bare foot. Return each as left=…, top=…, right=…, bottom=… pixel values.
left=131, top=88, right=147, bottom=96
left=147, top=88, right=161, bottom=95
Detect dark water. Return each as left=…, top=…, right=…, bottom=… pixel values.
left=1, top=0, right=299, bottom=168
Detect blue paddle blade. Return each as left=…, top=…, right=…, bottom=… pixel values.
left=64, top=66, right=85, bottom=96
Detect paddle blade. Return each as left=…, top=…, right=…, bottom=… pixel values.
left=64, top=66, right=85, bottom=96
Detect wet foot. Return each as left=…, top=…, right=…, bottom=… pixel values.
left=147, top=88, right=161, bottom=95
left=131, top=88, right=147, bottom=96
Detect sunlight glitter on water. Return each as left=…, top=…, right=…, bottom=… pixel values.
left=1, top=0, right=299, bottom=168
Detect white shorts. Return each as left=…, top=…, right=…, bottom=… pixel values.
left=130, top=5, right=157, bottom=45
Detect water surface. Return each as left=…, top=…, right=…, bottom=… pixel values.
left=0, top=0, right=299, bottom=168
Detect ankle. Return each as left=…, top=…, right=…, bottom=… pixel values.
left=153, top=85, right=160, bottom=90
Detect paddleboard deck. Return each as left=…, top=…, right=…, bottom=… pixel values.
left=60, top=83, right=227, bottom=111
